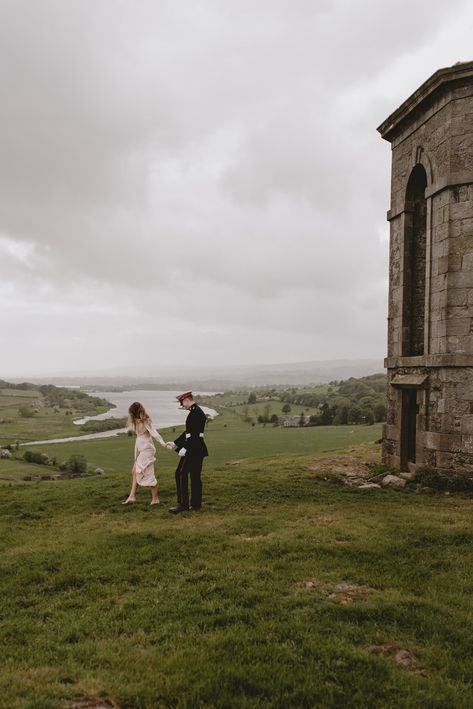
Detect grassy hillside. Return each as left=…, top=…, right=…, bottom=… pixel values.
left=12, top=414, right=381, bottom=476
left=1, top=419, right=473, bottom=707
left=201, top=373, right=387, bottom=426
left=0, top=383, right=112, bottom=445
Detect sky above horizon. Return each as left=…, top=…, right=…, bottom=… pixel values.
left=1, top=0, right=473, bottom=377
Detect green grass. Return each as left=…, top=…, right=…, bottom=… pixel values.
left=1, top=420, right=473, bottom=708
left=4, top=414, right=382, bottom=479
left=0, top=388, right=112, bottom=445
left=201, top=393, right=323, bottom=419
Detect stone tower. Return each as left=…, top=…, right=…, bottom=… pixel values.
left=378, top=61, right=473, bottom=474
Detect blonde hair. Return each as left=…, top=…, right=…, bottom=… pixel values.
left=127, top=401, right=151, bottom=432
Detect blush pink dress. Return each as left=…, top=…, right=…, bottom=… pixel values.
left=132, top=419, right=165, bottom=487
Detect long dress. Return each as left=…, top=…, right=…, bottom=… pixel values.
left=133, top=419, right=165, bottom=487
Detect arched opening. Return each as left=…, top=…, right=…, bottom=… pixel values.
left=402, top=164, right=427, bottom=357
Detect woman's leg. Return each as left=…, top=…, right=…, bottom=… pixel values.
left=150, top=484, right=160, bottom=505
left=123, top=464, right=138, bottom=503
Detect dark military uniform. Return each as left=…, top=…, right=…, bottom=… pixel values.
left=173, top=403, right=209, bottom=510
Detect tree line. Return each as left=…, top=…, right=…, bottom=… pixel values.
left=245, top=373, right=387, bottom=426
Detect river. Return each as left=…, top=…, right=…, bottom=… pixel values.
left=23, top=390, right=218, bottom=446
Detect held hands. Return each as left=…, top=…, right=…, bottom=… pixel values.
left=163, top=441, right=185, bottom=456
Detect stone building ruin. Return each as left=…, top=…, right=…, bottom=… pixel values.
left=378, top=61, right=473, bottom=474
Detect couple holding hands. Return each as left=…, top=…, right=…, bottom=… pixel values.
left=123, top=392, right=209, bottom=513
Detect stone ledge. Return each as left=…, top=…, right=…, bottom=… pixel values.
left=387, top=173, right=473, bottom=221
left=424, top=431, right=463, bottom=452
left=425, top=171, right=473, bottom=198
left=385, top=354, right=473, bottom=368
left=378, top=61, right=473, bottom=142
left=391, top=374, right=428, bottom=388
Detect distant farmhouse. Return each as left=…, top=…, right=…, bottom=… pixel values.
left=279, top=415, right=308, bottom=427
left=378, top=61, right=473, bottom=475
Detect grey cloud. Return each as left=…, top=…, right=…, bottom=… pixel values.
left=0, top=0, right=471, bottom=374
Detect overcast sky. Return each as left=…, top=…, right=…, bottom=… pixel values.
left=1, top=0, right=472, bottom=377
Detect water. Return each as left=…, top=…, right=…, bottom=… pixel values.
left=74, top=389, right=217, bottom=427
left=23, top=390, right=218, bottom=446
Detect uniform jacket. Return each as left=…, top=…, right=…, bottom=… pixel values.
left=174, top=403, right=209, bottom=459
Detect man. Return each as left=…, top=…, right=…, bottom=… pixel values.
left=166, top=392, right=209, bottom=514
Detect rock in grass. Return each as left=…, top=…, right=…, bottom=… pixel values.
left=94, top=467, right=105, bottom=475
left=367, top=643, right=426, bottom=676
left=381, top=474, right=406, bottom=489
left=399, top=471, right=416, bottom=481
left=0, top=448, right=12, bottom=459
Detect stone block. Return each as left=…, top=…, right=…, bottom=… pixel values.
left=459, top=384, right=473, bottom=400
left=462, top=252, right=473, bottom=270
left=437, top=255, right=449, bottom=274
left=381, top=474, right=406, bottom=489
left=447, top=289, right=468, bottom=307
left=431, top=274, right=448, bottom=292
left=449, top=271, right=473, bottom=288
left=462, top=435, right=473, bottom=453
left=399, top=471, right=416, bottom=481
left=424, top=432, right=440, bottom=449
left=447, top=318, right=472, bottom=336
left=449, top=254, right=463, bottom=271
left=446, top=306, right=469, bottom=319
left=461, top=415, right=473, bottom=434
left=435, top=451, right=456, bottom=470
left=384, top=424, right=400, bottom=442
left=450, top=201, right=473, bottom=221
left=447, top=336, right=473, bottom=354
left=432, top=239, right=449, bottom=259
left=431, top=321, right=447, bottom=339
left=438, top=433, right=463, bottom=452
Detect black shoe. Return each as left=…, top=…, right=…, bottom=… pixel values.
left=190, top=506, right=201, bottom=511
left=169, top=505, right=189, bottom=514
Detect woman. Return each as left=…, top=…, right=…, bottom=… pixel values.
left=123, top=401, right=167, bottom=505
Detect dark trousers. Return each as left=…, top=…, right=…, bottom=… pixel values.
left=175, top=456, right=204, bottom=509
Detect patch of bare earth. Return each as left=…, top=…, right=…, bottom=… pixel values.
left=66, top=698, right=118, bottom=709
left=297, top=579, right=376, bottom=604
left=307, top=444, right=383, bottom=488
left=367, top=643, right=427, bottom=676
left=235, top=532, right=275, bottom=542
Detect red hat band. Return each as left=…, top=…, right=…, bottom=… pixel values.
left=177, top=391, right=193, bottom=402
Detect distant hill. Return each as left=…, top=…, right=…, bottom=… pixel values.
left=11, top=359, right=384, bottom=390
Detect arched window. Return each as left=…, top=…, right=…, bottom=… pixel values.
left=402, top=164, right=427, bottom=356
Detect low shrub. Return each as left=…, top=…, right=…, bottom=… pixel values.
left=371, top=463, right=390, bottom=477
left=64, top=454, right=88, bottom=474
left=414, top=466, right=473, bottom=493
left=414, top=467, right=447, bottom=490
left=23, top=450, right=50, bottom=465
left=447, top=475, right=473, bottom=493
left=19, top=406, right=36, bottom=418
left=80, top=417, right=126, bottom=433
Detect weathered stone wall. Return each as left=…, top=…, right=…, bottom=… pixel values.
left=381, top=69, right=473, bottom=475
left=383, top=366, right=473, bottom=473
left=445, top=186, right=473, bottom=354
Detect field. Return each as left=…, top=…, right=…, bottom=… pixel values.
left=1, top=418, right=473, bottom=708
left=200, top=386, right=339, bottom=420
left=0, top=387, right=112, bottom=444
